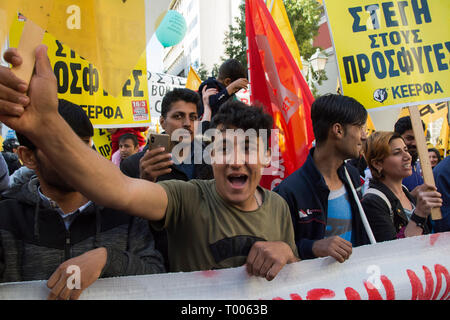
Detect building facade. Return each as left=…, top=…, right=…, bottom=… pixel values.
left=163, top=0, right=242, bottom=77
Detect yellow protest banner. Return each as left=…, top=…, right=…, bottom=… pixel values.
left=398, top=102, right=449, bottom=150
left=0, top=2, right=18, bottom=53
left=324, top=0, right=450, bottom=110
left=2, top=1, right=172, bottom=97
left=9, top=17, right=151, bottom=129
left=93, top=129, right=113, bottom=160
left=19, top=0, right=147, bottom=97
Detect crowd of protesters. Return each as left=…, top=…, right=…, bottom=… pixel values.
left=0, top=48, right=448, bottom=300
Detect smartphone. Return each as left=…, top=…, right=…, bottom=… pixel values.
left=149, top=133, right=172, bottom=153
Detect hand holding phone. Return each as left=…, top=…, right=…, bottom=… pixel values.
left=140, top=134, right=174, bottom=182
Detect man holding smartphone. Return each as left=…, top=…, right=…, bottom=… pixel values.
left=120, top=88, right=215, bottom=270
left=120, top=88, right=213, bottom=183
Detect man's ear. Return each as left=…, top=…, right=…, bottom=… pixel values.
left=223, top=78, right=232, bottom=87
left=17, top=146, right=38, bottom=170
left=331, top=123, right=345, bottom=139
left=160, top=116, right=166, bottom=131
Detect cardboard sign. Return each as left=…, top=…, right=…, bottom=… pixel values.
left=324, top=0, right=450, bottom=110
left=9, top=17, right=151, bottom=128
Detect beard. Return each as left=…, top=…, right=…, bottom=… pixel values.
left=408, top=147, right=418, bottom=163
left=36, top=154, right=76, bottom=193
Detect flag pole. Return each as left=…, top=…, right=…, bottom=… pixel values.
left=344, top=165, right=377, bottom=245
left=409, top=105, right=442, bottom=220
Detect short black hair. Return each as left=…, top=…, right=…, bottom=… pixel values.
left=311, top=94, right=367, bottom=144
left=210, top=100, right=273, bottom=135
left=118, top=133, right=139, bottom=147
left=17, top=99, right=94, bottom=150
left=218, top=59, right=247, bottom=82
left=394, top=116, right=426, bottom=135
left=2, top=138, right=20, bottom=152
left=161, top=88, right=200, bottom=119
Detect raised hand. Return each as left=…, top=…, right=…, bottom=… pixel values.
left=0, top=45, right=58, bottom=139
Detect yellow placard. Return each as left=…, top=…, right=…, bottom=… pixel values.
left=324, top=0, right=450, bottom=110
left=398, top=102, right=449, bottom=150
left=9, top=17, right=151, bottom=129
left=93, top=128, right=112, bottom=160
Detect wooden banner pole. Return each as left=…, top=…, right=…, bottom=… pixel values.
left=408, top=105, right=442, bottom=220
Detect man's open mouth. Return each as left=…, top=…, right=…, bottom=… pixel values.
left=227, top=174, right=248, bottom=188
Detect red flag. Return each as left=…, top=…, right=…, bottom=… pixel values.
left=245, top=0, right=315, bottom=190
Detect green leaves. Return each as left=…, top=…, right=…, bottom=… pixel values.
left=222, top=0, right=322, bottom=68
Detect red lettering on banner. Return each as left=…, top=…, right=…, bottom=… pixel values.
left=381, top=276, right=396, bottom=300
left=289, top=293, right=302, bottom=300
left=265, top=264, right=449, bottom=300
left=345, top=287, right=361, bottom=300
left=434, top=264, right=450, bottom=300
left=429, top=233, right=440, bottom=246
left=423, top=266, right=434, bottom=300
left=364, top=281, right=383, bottom=300
left=306, top=289, right=336, bottom=300
left=408, top=264, right=450, bottom=300
left=200, top=270, right=218, bottom=278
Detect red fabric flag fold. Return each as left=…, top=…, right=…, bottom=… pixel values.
left=245, top=0, right=315, bottom=190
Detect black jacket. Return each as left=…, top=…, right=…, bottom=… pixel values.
left=0, top=177, right=165, bottom=283
left=1, top=151, right=22, bottom=175
left=198, top=77, right=233, bottom=117
left=274, top=148, right=370, bottom=260
left=361, top=179, right=431, bottom=242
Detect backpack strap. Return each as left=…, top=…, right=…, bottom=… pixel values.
left=364, top=188, right=394, bottom=222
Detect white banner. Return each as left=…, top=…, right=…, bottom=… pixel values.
left=1, top=232, right=449, bottom=300
left=148, top=72, right=186, bottom=117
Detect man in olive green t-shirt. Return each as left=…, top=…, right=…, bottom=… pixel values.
left=154, top=178, right=297, bottom=273
left=0, top=46, right=299, bottom=297
left=151, top=100, right=299, bottom=276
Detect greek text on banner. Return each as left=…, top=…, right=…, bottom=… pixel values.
left=9, top=17, right=151, bottom=128
left=324, top=0, right=450, bottom=110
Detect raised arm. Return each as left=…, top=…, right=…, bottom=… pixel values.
left=0, top=46, right=167, bottom=221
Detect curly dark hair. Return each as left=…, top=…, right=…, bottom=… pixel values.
left=210, top=100, right=273, bottom=133
left=161, top=88, right=200, bottom=119
left=394, top=116, right=425, bottom=135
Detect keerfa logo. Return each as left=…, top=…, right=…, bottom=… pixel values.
left=373, top=88, right=388, bottom=103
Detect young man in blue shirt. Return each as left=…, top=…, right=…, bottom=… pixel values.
left=275, top=94, right=371, bottom=262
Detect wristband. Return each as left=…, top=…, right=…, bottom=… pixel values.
left=410, top=211, right=427, bottom=230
